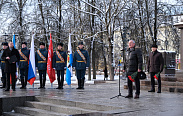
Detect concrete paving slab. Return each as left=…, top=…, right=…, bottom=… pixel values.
left=0, top=79, right=183, bottom=116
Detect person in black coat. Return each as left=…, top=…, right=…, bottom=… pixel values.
left=1, top=42, right=20, bottom=91
left=147, top=44, right=164, bottom=93
left=53, top=42, right=67, bottom=89
left=0, top=42, right=8, bottom=88
left=19, top=42, right=30, bottom=89
left=123, top=40, right=143, bottom=99
left=35, top=42, right=48, bottom=89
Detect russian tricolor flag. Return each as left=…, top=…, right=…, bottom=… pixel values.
left=66, top=34, right=73, bottom=85
left=12, top=33, right=16, bottom=49
left=28, top=34, right=36, bottom=85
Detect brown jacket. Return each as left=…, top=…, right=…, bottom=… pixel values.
left=147, top=50, right=164, bottom=73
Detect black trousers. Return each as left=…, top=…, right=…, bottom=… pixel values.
left=20, top=68, right=28, bottom=87
left=150, top=72, right=161, bottom=91
left=127, top=73, right=140, bottom=95
left=6, top=72, right=16, bottom=90
left=1, top=69, right=6, bottom=86
left=57, top=70, right=64, bottom=87
left=38, top=70, right=46, bottom=87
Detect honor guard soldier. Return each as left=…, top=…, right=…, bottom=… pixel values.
left=73, top=41, right=90, bottom=89
left=53, top=42, right=67, bottom=89
left=0, top=42, right=8, bottom=88
left=35, top=42, right=48, bottom=89
left=19, top=42, right=30, bottom=89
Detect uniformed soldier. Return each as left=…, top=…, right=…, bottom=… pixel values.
left=73, top=41, right=90, bottom=89
left=19, top=42, right=30, bottom=89
left=53, top=42, right=67, bottom=89
left=0, top=42, right=8, bottom=88
left=35, top=42, right=48, bottom=89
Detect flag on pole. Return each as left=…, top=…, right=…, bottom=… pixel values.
left=47, top=33, right=56, bottom=83
left=28, top=34, right=36, bottom=85
left=10, top=33, right=17, bottom=84
left=12, top=33, right=16, bottom=49
left=66, top=34, right=73, bottom=85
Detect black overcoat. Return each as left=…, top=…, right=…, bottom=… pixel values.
left=1, top=47, right=20, bottom=73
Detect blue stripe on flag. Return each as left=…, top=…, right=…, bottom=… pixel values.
left=66, top=67, right=71, bottom=85
left=28, top=60, right=35, bottom=80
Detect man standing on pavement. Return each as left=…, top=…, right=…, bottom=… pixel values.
left=53, top=42, right=67, bottom=89
left=147, top=44, right=164, bottom=93
left=123, top=40, right=143, bottom=99
left=0, top=42, right=8, bottom=88
left=19, top=42, right=30, bottom=89
left=1, top=42, right=20, bottom=91
left=35, top=42, right=48, bottom=89
left=73, top=41, right=90, bottom=89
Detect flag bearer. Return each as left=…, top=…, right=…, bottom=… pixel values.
left=53, top=42, right=67, bottom=89
left=19, top=42, right=30, bottom=89
left=0, top=42, right=8, bottom=88
left=35, top=42, right=48, bottom=89
left=73, top=41, right=89, bottom=89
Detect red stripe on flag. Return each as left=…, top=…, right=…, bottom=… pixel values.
left=28, top=77, right=36, bottom=85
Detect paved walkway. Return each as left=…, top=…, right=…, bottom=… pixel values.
left=0, top=79, right=183, bottom=116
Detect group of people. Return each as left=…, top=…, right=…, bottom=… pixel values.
left=0, top=41, right=89, bottom=91
left=0, top=39, right=164, bottom=98
left=123, top=40, right=164, bottom=99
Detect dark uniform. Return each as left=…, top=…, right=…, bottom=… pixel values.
left=124, top=47, right=143, bottom=98
left=35, top=42, right=48, bottom=89
left=0, top=42, right=8, bottom=88
left=1, top=46, right=20, bottom=91
left=147, top=44, right=164, bottom=93
left=19, top=42, right=30, bottom=89
left=73, top=42, right=90, bottom=89
left=53, top=43, right=67, bottom=89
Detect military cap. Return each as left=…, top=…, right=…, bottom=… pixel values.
left=2, top=42, right=8, bottom=46
left=57, top=42, right=63, bottom=47
left=151, top=44, right=158, bottom=48
left=21, top=42, right=27, bottom=45
left=78, top=41, right=84, bottom=45
left=39, top=42, right=45, bottom=46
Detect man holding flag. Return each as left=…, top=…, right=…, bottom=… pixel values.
left=35, top=42, right=48, bottom=89
left=73, top=41, right=90, bottom=89
left=53, top=42, right=67, bottom=89
left=19, top=42, right=30, bottom=89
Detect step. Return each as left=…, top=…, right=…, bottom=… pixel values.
left=24, top=101, right=97, bottom=115
left=3, top=112, right=30, bottom=116
left=124, top=84, right=183, bottom=93
left=35, top=96, right=122, bottom=111
left=15, top=107, right=67, bottom=116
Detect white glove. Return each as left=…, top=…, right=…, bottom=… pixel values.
left=64, top=67, right=66, bottom=69
left=73, top=67, right=75, bottom=69
left=86, top=67, right=89, bottom=69
left=53, top=68, right=56, bottom=70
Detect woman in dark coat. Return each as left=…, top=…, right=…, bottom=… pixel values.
left=1, top=42, right=20, bottom=91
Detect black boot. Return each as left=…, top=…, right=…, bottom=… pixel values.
left=76, top=79, right=81, bottom=89
left=56, top=78, right=61, bottom=89
left=42, top=79, right=46, bottom=89
left=20, top=79, right=24, bottom=89
left=60, top=78, right=64, bottom=89
left=24, top=77, right=27, bottom=89
left=38, top=78, right=42, bottom=89
left=81, top=79, right=85, bottom=89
